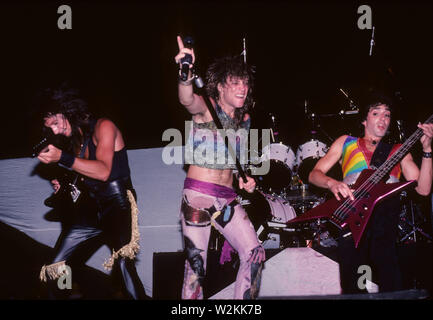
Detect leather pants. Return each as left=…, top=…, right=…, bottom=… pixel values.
left=48, top=177, right=146, bottom=299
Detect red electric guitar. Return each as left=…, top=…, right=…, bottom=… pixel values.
left=287, top=114, right=433, bottom=248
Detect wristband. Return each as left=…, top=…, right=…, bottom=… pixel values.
left=59, top=151, right=76, bottom=168
left=178, top=69, right=195, bottom=86
left=422, top=151, right=432, bottom=158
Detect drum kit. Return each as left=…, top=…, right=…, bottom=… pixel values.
left=241, top=101, right=433, bottom=250
left=242, top=111, right=340, bottom=249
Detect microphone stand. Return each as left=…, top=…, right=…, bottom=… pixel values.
left=192, top=70, right=248, bottom=183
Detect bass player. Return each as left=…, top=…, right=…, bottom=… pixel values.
left=308, top=93, right=432, bottom=293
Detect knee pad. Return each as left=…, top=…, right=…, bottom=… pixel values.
left=181, top=197, right=211, bottom=227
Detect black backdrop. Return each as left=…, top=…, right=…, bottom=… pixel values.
left=1, top=1, right=432, bottom=160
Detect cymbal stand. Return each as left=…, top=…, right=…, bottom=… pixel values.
left=398, top=191, right=433, bottom=244
left=268, top=113, right=279, bottom=143
left=305, top=111, right=335, bottom=145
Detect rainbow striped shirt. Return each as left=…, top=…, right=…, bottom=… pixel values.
left=341, top=136, right=401, bottom=183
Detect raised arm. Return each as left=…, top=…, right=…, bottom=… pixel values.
left=400, top=122, right=433, bottom=196
left=174, top=35, right=207, bottom=116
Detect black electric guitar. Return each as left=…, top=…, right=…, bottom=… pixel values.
left=43, top=171, right=82, bottom=208
left=32, top=134, right=84, bottom=208
left=287, top=114, right=433, bottom=248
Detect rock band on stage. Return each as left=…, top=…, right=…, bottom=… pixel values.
left=31, top=35, right=433, bottom=300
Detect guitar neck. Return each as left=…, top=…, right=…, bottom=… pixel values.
left=372, top=114, right=433, bottom=183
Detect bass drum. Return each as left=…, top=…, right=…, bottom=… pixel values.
left=255, top=143, right=296, bottom=194
left=243, top=191, right=297, bottom=240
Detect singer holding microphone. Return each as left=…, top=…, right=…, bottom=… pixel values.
left=308, top=91, right=433, bottom=293
left=174, top=36, right=265, bottom=300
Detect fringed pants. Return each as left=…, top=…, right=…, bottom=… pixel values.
left=40, top=179, right=146, bottom=300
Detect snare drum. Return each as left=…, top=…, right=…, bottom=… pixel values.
left=255, top=143, right=296, bottom=194
left=295, top=140, right=328, bottom=183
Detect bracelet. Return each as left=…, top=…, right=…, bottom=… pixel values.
left=178, top=69, right=195, bottom=86
left=58, top=151, right=76, bottom=168
left=422, top=151, right=432, bottom=158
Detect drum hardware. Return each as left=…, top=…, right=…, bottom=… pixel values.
left=269, top=113, right=278, bottom=143
left=283, top=183, right=323, bottom=214
left=289, top=173, right=303, bottom=190
left=398, top=191, right=433, bottom=244
left=261, top=232, right=281, bottom=249
left=285, top=184, right=318, bottom=200
left=303, top=92, right=362, bottom=145
left=246, top=98, right=362, bottom=250
left=338, top=88, right=359, bottom=114
left=297, top=102, right=334, bottom=183
left=242, top=187, right=331, bottom=249
left=262, top=229, right=309, bottom=249
left=308, top=219, right=338, bottom=248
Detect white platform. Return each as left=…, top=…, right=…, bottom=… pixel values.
left=0, top=147, right=187, bottom=297
left=210, top=247, right=342, bottom=299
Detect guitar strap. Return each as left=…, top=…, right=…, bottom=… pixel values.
left=70, top=136, right=91, bottom=183
left=67, top=134, right=92, bottom=203
left=369, top=140, right=393, bottom=170
left=72, top=119, right=97, bottom=183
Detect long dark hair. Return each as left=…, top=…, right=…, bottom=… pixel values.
left=205, top=56, right=255, bottom=125
left=35, top=84, right=94, bottom=153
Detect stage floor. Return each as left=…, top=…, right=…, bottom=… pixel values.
left=1, top=221, right=431, bottom=299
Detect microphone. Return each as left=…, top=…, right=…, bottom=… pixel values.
left=339, top=109, right=359, bottom=115
left=180, top=36, right=194, bottom=81
left=241, top=37, right=247, bottom=64
left=369, top=26, right=375, bottom=56
left=372, top=140, right=377, bottom=145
